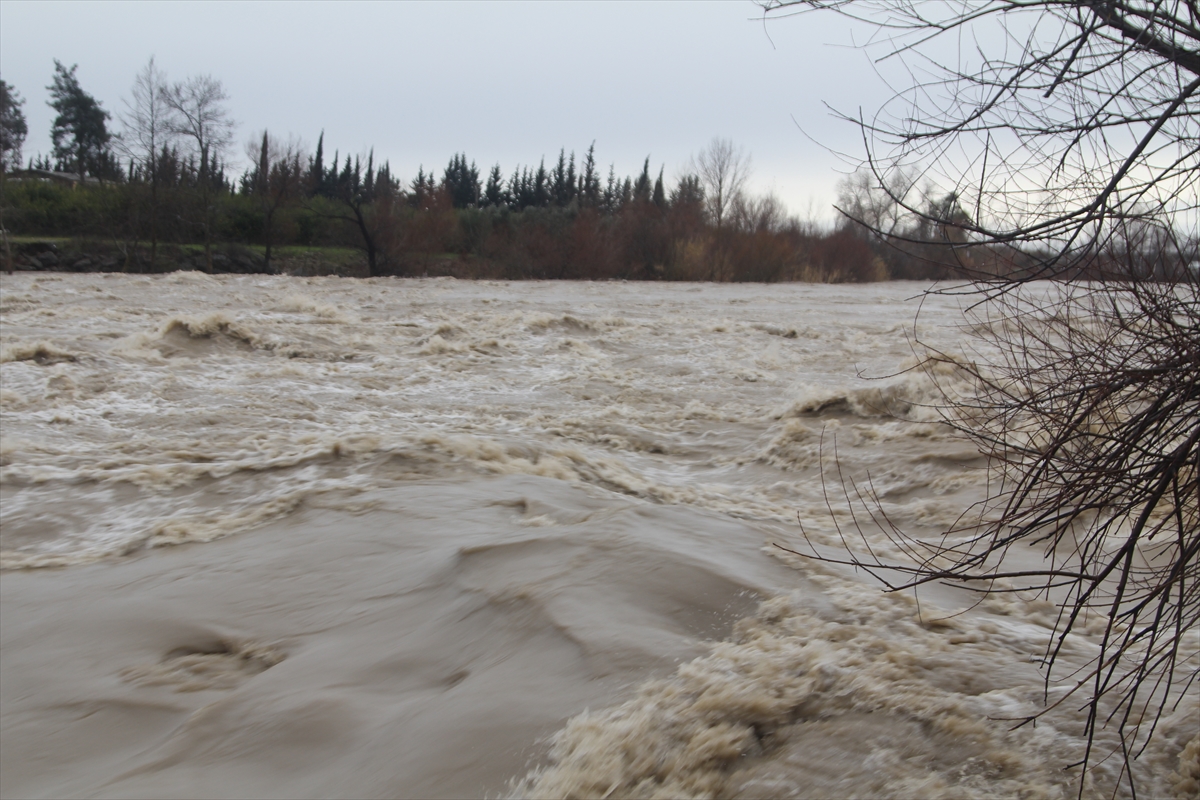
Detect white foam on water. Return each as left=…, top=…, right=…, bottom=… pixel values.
left=1, top=273, right=1193, bottom=799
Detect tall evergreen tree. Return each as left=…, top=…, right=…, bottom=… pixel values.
left=551, top=150, right=566, bottom=205
left=484, top=163, right=505, bottom=207
left=363, top=149, right=375, bottom=199
left=565, top=151, right=577, bottom=205
left=506, top=167, right=522, bottom=210
left=1, top=81, right=29, bottom=172
left=580, top=142, right=600, bottom=207
left=633, top=157, right=652, bottom=203
left=442, top=153, right=480, bottom=208
left=375, top=161, right=398, bottom=195
left=652, top=166, right=666, bottom=208
left=603, top=164, right=618, bottom=214
left=670, top=174, right=705, bottom=208
left=522, top=167, right=535, bottom=208
left=256, top=131, right=269, bottom=195
left=47, top=60, right=113, bottom=179
left=533, top=159, right=549, bottom=207
left=328, top=149, right=339, bottom=192
left=411, top=166, right=426, bottom=205
left=309, top=131, right=325, bottom=196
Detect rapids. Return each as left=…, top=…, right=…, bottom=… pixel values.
left=0, top=273, right=1195, bottom=798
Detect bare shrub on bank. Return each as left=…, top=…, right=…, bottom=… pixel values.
left=764, top=0, right=1199, bottom=791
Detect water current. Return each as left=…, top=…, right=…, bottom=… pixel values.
left=1, top=273, right=1195, bottom=798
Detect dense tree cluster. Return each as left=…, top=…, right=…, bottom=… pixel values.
left=2, top=57, right=1010, bottom=281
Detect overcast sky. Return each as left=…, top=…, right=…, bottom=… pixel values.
left=1, top=1, right=895, bottom=221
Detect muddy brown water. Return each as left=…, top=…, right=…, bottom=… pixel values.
left=1, top=273, right=1194, bottom=798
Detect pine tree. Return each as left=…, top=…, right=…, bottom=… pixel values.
left=256, top=131, right=269, bottom=195
left=603, top=164, right=618, bottom=214
left=309, top=131, right=325, bottom=196
left=565, top=151, right=577, bottom=205
left=47, top=61, right=113, bottom=179
left=327, top=149, right=339, bottom=193
left=485, top=163, right=505, bottom=207
left=653, top=166, right=666, bottom=208
left=442, top=153, right=481, bottom=208
left=533, top=159, right=549, bottom=207
left=1, top=81, right=29, bottom=172
left=551, top=149, right=569, bottom=206
left=411, top=166, right=428, bottom=207
left=670, top=174, right=705, bottom=208
left=364, top=149, right=375, bottom=199
left=580, top=142, right=599, bottom=207
left=507, top=167, right=522, bottom=210
left=633, top=157, right=652, bottom=203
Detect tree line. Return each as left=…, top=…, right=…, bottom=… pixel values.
left=3, top=57, right=1167, bottom=281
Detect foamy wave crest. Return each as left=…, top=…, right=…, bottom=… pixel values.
left=413, top=432, right=791, bottom=522
left=0, top=341, right=77, bottom=364
left=278, top=293, right=355, bottom=323
left=776, top=360, right=978, bottom=424
left=158, top=313, right=264, bottom=347
left=113, top=312, right=326, bottom=360
left=513, top=590, right=1106, bottom=799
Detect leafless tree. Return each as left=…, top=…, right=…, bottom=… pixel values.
left=690, top=136, right=752, bottom=229
left=834, top=166, right=922, bottom=238
left=117, top=57, right=175, bottom=271
left=165, top=74, right=234, bottom=272
left=246, top=131, right=305, bottom=273
left=764, top=0, right=1197, bottom=278
left=763, top=0, right=1199, bottom=793
left=730, top=190, right=791, bottom=233
left=308, top=150, right=402, bottom=277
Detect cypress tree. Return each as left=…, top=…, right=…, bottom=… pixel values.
left=467, top=158, right=480, bottom=207
left=257, top=131, right=269, bottom=196
left=442, top=153, right=481, bottom=208
left=670, top=174, right=705, bottom=208
left=411, top=166, right=427, bottom=206
left=653, top=166, right=666, bottom=208
left=485, top=163, right=505, bottom=207
left=520, top=166, right=534, bottom=209
left=603, top=164, right=617, bottom=214
left=633, top=157, right=652, bottom=202
left=364, top=148, right=375, bottom=199
left=507, top=167, right=522, bottom=210
left=566, top=151, right=577, bottom=205
left=551, top=149, right=568, bottom=206
left=580, top=143, right=599, bottom=207
left=310, top=131, right=324, bottom=196
left=533, top=159, right=549, bottom=207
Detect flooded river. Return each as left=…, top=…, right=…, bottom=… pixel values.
left=1, top=273, right=1194, bottom=798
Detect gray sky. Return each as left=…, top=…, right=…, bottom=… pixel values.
left=0, top=0, right=892, bottom=221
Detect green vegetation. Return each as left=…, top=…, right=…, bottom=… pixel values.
left=1, top=60, right=980, bottom=280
